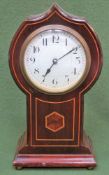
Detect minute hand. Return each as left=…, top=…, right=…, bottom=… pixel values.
left=57, top=47, right=78, bottom=61
left=42, top=47, right=78, bottom=82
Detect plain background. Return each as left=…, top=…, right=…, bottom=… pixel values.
left=0, top=0, right=109, bottom=175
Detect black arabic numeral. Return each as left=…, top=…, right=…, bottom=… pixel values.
left=33, top=46, right=40, bottom=53
left=52, top=79, right=58, bottom=85
left=65, top=38, right=67, bottom=46
left=74, top=67, right=77, bottom=75
left=52, top=35, right=59, bottom=43
left=76, top=57, right=81, bottom=63
left=43, top=38, right=47, bottom=46
left=34, top=68, right=39, bottom=74
left=73, top=47, right=78, bottom=54
left=30, top=57, right=36, bottom=63
left=65, top=75, right=69, bottom=83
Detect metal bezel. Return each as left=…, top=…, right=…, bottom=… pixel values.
left=20, top=25, right=91, bottom=95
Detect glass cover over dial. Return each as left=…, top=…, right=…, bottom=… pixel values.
left=21, top=26, right=90, bottom=94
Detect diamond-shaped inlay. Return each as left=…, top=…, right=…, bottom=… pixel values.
left=45, top=112, right=65, bottom=132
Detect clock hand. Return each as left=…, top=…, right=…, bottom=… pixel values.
left=57, top=46, right=78, bottom=62
left=42, top=47, right=78, bottom=82
left=42, top=58, right=58, bottom=82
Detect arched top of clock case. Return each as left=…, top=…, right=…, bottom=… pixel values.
left=9, top=3, right=103, bottom=101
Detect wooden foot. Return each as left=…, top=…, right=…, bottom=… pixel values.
left=87, top=166, right=95, bottom=170
left=14, top=166, right=23, bottom=170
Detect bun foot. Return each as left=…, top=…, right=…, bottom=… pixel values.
left=87, top=166, right=95, bottom=170
left=14, top=166, right=23, bottom=170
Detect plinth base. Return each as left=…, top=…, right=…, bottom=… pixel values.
left=13, top=154, right=96, bottom=169
left=13, top=132, right=96, bottom=169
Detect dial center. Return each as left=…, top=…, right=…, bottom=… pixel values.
left=52, top=58, right=58, bottom=65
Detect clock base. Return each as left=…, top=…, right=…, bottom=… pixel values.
left=13, top=132, right=96, bottom=169
left=13, top=154, right=96, bottom=169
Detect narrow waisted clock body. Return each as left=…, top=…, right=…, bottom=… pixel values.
left=9, top=4, right=103, bottom=169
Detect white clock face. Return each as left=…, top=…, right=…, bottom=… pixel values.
left=21, top=25, right=90, bottom=94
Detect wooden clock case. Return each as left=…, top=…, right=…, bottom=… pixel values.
left=9, top=4, right=103, bottom=169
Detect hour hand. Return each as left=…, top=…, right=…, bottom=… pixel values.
left=42, top=58, right=58, bottom=82
left=42, top=68, right=51, bottom=81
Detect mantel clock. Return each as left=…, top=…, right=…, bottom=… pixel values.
left=9, top=4, right=103, bottom=169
